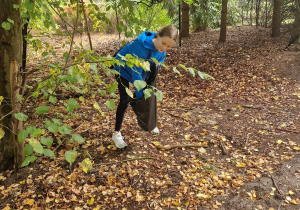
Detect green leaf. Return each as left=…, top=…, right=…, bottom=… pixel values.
left=25, top=1, right=34, bottom=11
left=29, top=140, right=44, bottom=154
left=58, top=125, right=71, bottom=135
left=108, top=82, right=118, bottom=93
left=36, top=106, right=49, bottom=114
left=65, top=150, right=77, bottom=165
left=63, top=52, right=69, bottom=61
left=133, top=80, right=147, bottom=91
left=90, top=63, right=97, bottom=72
left=14, top=113, right=28, bottom=121
left=143, top=88, right=152, bottom=99
left=0, top=128, right=5, bottom=140
left=67, top=98, right=79, bottom=113
left=18, top=129, right=28, bottom=142
left=1, top=22, right=11, bottom=30
left=23, top=144, right=33, bottom=156
left=71, top=134, right=85, bottom=144
left=105, top=99, right=115, bottom=110
left=81, top=158, right=93, bottom=173
left=125, top=88, right=133, bottom=98
left=32, top=128, right=45, bottom=137
left=43, top=149, right=55, bottom=159
left=13, top=4, right=20, bottom=9
left=49, top=96, right=57, bottom=103
left=41, top=136, right=53, bottom=146
left=197, top=71, right=214, bottom=79
left=154, top=90, right=163, bottom=101
left=52, top=118, right=62, bottom=125
left=7, top=18, right=14, bottom=24
left=21, top=156, right=37, bottom=167
left=46, top=122, right=59, bottom=133
left=187, top=67, right=196, bottom=77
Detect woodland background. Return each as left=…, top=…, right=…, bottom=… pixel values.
left=0, top=0, right=300, bottom=209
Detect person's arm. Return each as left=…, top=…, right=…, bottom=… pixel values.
left=125, top=41, right=149, bottom=99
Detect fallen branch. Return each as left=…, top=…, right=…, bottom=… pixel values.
left=275, top=128, right=299, bottom=134
left=219, top=139, right=228, bottom=155
left=164, top=111, right=189, bottom=122
left=96, top=156, right=155, bottom=166
left=269, top=172, right=285, bottom=199
left=157, top=144, right=207, bottom=151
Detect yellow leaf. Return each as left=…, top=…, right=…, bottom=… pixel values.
left=88, top=197, right=94, bottom=205
left=0, top=128, right=5, bottom=140
left=196, top=193, right=211, bottom=199
left=293, top=146, right=300, bottom=151
left=24, top=199, right=35, bottom=206
left=236, top=162, right=246, bottom=168
left=82, top=158, right=93, bottom=173
left=198, top=147, right=206, bottom=154
left=276, top=140, right=283, bottom=145
left=290, top=199, right=299, bottom=205
left=288, top=190, right=294, bottom=195
left=152, top=141, right=161, bottom=146
left=93, top=102, right=104, bottom=116
left=270, top=187, right=276, bottom=196
left=0, top=96, right=3, bottom=105
left=173, top=200, right=181, bottom=206
left=2, top=204, right=10, bottom=210
left=184, top=134, right=191, bottom=140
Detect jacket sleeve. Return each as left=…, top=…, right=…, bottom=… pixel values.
left=126, top=41, right=149, bottom=99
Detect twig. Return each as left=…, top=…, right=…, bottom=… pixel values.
left=275, top=128, right=299, bottom=134
left=164, top=111, right=189, bottom=121
left=244, top=133, right=251, bottom=149
left=95, top=156, right=155, bottom=166
left=241, top=104, right=262, bottom=109
left=81, top=0, right=93, bottom=50
left=132, top=170, right=147, bottom=187
left=269, top=172, right=285, bottom=199
left=219, top=139, right=228, bottom=155
left=157, top=144, right=208, bottom=150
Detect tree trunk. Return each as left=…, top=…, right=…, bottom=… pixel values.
left=271, top=0, right=282, bottom=37
left=289, top=0, right=300, bottom=43
left=181, top=1, right=189, bottom=37
left=219, top=0, right=228, bottom=43
left=256, top=0, right=261, bottom=26
left=0, top=0, right=23, bottom=171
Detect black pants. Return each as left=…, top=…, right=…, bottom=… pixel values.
left=115, top=75, right=130, bottom=131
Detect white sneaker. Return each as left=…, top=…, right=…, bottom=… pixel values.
left=112, top=132, right=127, bottom=148
left=151, top=127, right=159, bottom=135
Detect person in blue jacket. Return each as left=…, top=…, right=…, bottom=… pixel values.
left=112, top=25, right=178, bottom=148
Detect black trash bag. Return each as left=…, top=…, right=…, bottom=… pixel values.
left=130, top=64, right=159, bottom=131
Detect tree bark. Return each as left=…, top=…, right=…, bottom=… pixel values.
left=271, top=0, right=282, bottom=37
left=219, top=0, right=228, bottom=43
left=181, top=1, right=189, bottom=37
left=289, top=0, right=300, bottom=43
left=0, top=0, right=23, bottom=171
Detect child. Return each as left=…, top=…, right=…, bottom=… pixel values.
left=112, top=25, right=178, bottom=148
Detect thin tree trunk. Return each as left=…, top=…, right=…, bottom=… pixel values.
left=0, top=0, right=23, bottom=171
left=219, top=0, right=228, bottom=43
left=181, top=1, right=189, bottom=37
left=271, top=0, right=282, bottom=37
left=256, top=0, right=261, bottom=26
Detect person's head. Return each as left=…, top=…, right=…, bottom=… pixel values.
left=153, top=25, right=178, bottom=53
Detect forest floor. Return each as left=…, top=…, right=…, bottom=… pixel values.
left=1, top=26, right=300, bottom=210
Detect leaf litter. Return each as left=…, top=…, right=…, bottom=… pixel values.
left=1, top=26, right=300, bottom=210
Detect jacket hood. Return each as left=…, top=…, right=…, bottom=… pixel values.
left=137, top=31, right=157, bottom=50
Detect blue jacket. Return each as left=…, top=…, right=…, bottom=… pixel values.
left=114, top=31, right=166, bottom=99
